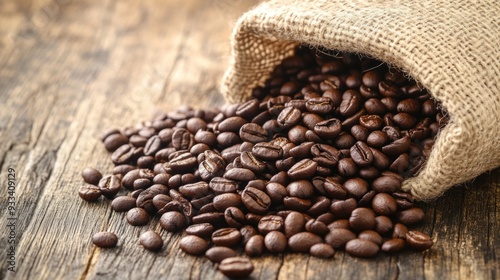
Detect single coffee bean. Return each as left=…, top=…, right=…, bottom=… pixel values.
left=104, top=133, right=129, bottom=152
left=406, top=230, right=433, bottom=251
left=139, top=231, right=163, bottom=251
left=213, top=193, right=242, bottom=211
left=171, top=128, right=194, bottom=150
left=339, top=90, right=362, bottom=117
left=209, top=177, right=238, bottom=195
left=78, top=185, right=102, bottom=202
left=349, top=207, right=376, bottom=231
left=81, top=167, right=103, bottom=185
left=350, top=141, right=374, bottom=167
left=306, top=97, right=334, bottom=114
left=245, top=235, right=265, bottom=257
left=192, top=212, right=225, bottom=225
left=397, top=207, right=425, bottom=225
left=212, top=228, right=242, bottom=247
left=393, top=113, right=417, bottom=129
left=343, top=178, right=369, bottom=199
left=111, top=144, right=135, bottom=165
left=374, top=215, right=393, bottom=235
left=307, top=196, right=331, bottom=217
left=351, top=125, right=370, bottom=141
left=179, top=235, right=209, bottom=256
left=311, top=144, right=341, bottom=167
left=111, top=196, right=137, bottom=212
left=392, top=223, right=409, bottom=239
left=133, top=178, right=152, bottom=190
left=313, top=118, right=342, bottom=138
left=252, top=142, right=283, bottom=161
left=345, top=239, right=379, bottom=258
left=371, top=193, right=398, bottom=216
left=239, top=123, right=269, bottom=143
left=205, top=246, right=238, bottom=263
left=236, top=99, right=260, bottom=119
left=310, top=243, right=335, bottom=258
left=112, top=164, right=136, bottom=176
left=366, top=130, right=389, bottom=147
left=325, top=228, right=356, bottom=249
left=305, top=219, right=329, bottom=236
left=284, top=211, right=306, bottom=237
left=240, top=151, right=266, bottom=173
left=186, top=223, right=214, bottom=238
left=283, top=196, right=312, bottom=211
left=358, top=230, right=383, bottom=246
left=359, top=115, right=383, bottom=130
left=126, top=207, right=150, bottom=226
left=288, top=232, right=323, bottom=253
left=264, top=230, right=288, bottom=253
left=277, top=106, right=302, bottom=129
left=265, top=182, right=287, bottom=204
left=258, top=215, right=284, bottom=235
left=327, top=219, right=351, bottom=230
left=240, top=225, right=259, bottom=244
left=371, top=176, right=402, bottom=193
left=287, top=159, right=317, bottom=180
left=381, top=238, right=406, bottom=253
left=287, top=180, right=314, bottom=199
left=159, top=211, right=186, bottom=232
left=92, top=232, right=118, bottom=248
left=241, top=187, right=271, bottom=214
left=218, top=257, right=254, bottom=279
left=224, top=207, right=246, bottom=228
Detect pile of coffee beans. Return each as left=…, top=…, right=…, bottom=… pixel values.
left=81, top=46, right=447, bottom=278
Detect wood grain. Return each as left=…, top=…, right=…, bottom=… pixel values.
left=0, top=0, right=498, bottom=279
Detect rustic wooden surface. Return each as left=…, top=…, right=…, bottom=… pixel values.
left=0, top=0, right=498, bottom=279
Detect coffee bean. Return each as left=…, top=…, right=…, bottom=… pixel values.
left=111, top=144, right=135, bottom=165
left=205, top=246, right=238, bottom=263
left=245, top=235, right=265, bottom=257
left=287, top=159, right=317, bottom=180
left=350, top=141, right=373, bottom=167
left=213, top=193, right=242, bottom=211
left=358, top=230, right=383, bottom=246
left=371, top=193, right=397, bottom=216
left=381, top=238, right=405, bottom=253
left=139, top=231, right=163, bottom=251
left=406, top=230, right=433, bottom=251
left=78, top=185, right=102, bottom=202
left=359, top=115, right=383, bottom=130
left=264, top=231, right=288, bottom=253
left=218, top=257, right=254, bottom=279
left=366, top=130, right=389, bottom=147
left=306, top=97, right=334, bottom=114
left=186, top=223, right=214, bottom=238
left=339, top=90, right=362, bottom=117
left=81, top=167, right=103, bottom=185
left=349, top=207, right=376, bottom=231
left=104, top=133, right=129, bottom=152
left=283, top=196, right=312, bottom=211
left=345, top=239, right=379, bottom=258
left=305, top=219, right=329, bottom=236
left=240, top=225, right=259, bottom=244
left=310, top=243, right=335, bottom=258
left=343, top=178, right=369, bottom=199
left=126, top=207, right=149, bottom=226
left=224, top=168, right=256, bottom=181
left=392, top=223, right=409, bottom=239
left=284, top=211, right=306, bottom=237
left=330, top=198, right=357, bottom=219
left=325, top=228, right=356, bottom=249
left=212, top=228, right=242, bottom=247
left=374, top=215, right=393, bottom=235
left=277, top=107, right=302, bottom=129
left=252, top=142, right=283, bottom=161
left=236, top=99, right=260, bottom=119
left=224, top=207, right=245, bottom=228
left=258, top=215, right=284, bottom=235
left=219, top=116, right=248, bottom=132
left=288, top=232, right=323, bottom=253
left=371, top=176, right=402, bottom=193
left=209, top=177, right=238, bottom=195
left=159, top=211, right=186, bottom=231
left=287, top=180, right=314, bottom=199
left=393, top=113, right=417, bottom=129
left=172, top=128, right=194, bottom=150
left=392, top=192, right=415, bottom=210
left=111, top=196, right=137, bottom=212
left=92, top=232, right=118, bottom=248
left=311, top=144, right=341, bottom=167
left=241, top=187, right=271, bottom=214
left=192, top=212, right=225, bottom=225
left=397, top=207, right=425, bottom=225
left=239, top=123, right=269, bottom=143
left=179, top=235, right=209, bottom=256
left=313, top=118, right=342, bottom=138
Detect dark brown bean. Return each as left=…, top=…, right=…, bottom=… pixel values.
left=139, top=231, right=163, bottom=251
left=345, top=239, right=379, bottom=258
left=92, top=232, right=118, bottom=248
left=179, top=235, right=209, bottom=256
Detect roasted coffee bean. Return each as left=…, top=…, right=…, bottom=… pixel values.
left=374, top=215, right=393, bottom=235
left=349, top=207, right=376, bottom=231
left=133, top=178, right=151, bottom=190
left=236, top=99, right=260, bottom=119
left=240, top=151, right=266, bottom=173
left=371, top=193, right=398, bottom=216
left=239, top=123, right=269, bottom=143
left=330, top=198, right=357, bottom=219
left=364, top=98, right=386, bottom=115
left=314, top=118, right=342, bottom=138
left=144, top=135, right=162, bottom=156
left=252, top=142, right=283, bottom=161
left=397, top=207, right=425, bottom=225
left=307, top=196, right=331, bottom=217
left=192, top=212, right=225, bottom=225
left=92, top=232, right=118, bottom=248
left=305, top=97, right=334, bottom=114
left=325, top=228, right=356, bottom=249
left=339, top=90, right=362, bottom=117
left=179, top=182, right=210, bottom=199
left=392, top=223, right=409, bottom=239
left=245, top=235, right=265, bottom=257
left=284, top=211, right=306, bottom=237
left=139, top=231, right=163, bottom=251
left=287, top=180, right=314, bottom=199
left=213, top=193, right=242, bottom=211
left=100, top=128, right=121, bottom=142
left=358, top=230, right=383, bottom=246
left=345, top=239, right=379, bottom=258
left=159, top=211, right=186, bottom=232
left=111, top=196, right=137, bottom=212
left=351, top=125, right=370, bottom=142
left=371, top=175, right=402, bottom=193
left=277, top=107, right=302, bottom=129
left=366, top=130, right=389, bottom=147
left=287, top=159, right=317, bottom=180
left=392, top=192, right=415, bottom=210
left=223, top=207, right=245, bottom=228
left=305, top=219, right=329, bottom=236
left=359, top=115, right=383, bottom=131
left=283, top=196, right=312, bottom=211
left=179, top=235, right=209, bottom=256
left=393, top=113, right=417, bottom=129
left=258, top=215, right=284, bottom=235
left=265, top=231, right=288, bottom=253
left=406, top=230, right=433, bottom=251
left=205, top=246, right=238, bottom=263
left=111, top=144, right=135, bottom=164
left=112, top=164, right=136, bottom=176
left=310, top=243, right=335, bottom=258
left=266, top=182, right=287, bottom=204
left=126, top=207, right=150, bottom=226
left=224, top=168, right=256, bottom=181
left=104, top=133, right=129, bottom=152
left=212, top=228, right=242, bottom=247
left=82, top=167, right=103, bottom=185
left=97, top=175, right=121, bottom=199
left=241, top=187, right=271, bottom=214
left=194, top=130, right=217, bottom=147
left=381, top=238, right=405, bottom=253
left=288, top=232, right=323, bottom=253
left=311, top=144, right=341, bottom=167
left=240, top=225, right=259, bottom=244
left=397, top=98, right=421, bottom=114
left=172, top=128, right=194, bottom=150
left=350, top=141, right=373, bottom=167
left=186, top=223, right=214, bottom=238
left=78, top=185, right=102, bottom=202
left=343, top=178, right=369, bottom=199
left=218, top=257, right=254, bottom=279
left=209, top=177, right=238, bottom=195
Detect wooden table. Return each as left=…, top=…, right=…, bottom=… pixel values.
left=1, top=0, right=498, bottom=279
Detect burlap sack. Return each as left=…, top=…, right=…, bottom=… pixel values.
left=221, top=0, right=500, bottom=200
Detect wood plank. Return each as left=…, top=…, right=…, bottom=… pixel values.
left=0, top=0, right=498, bottom=279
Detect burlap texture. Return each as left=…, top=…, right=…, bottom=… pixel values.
left=221, top=0, right=500, bottom=200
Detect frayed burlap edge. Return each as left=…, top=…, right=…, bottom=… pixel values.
left=221, top=0, right=500, bottom=200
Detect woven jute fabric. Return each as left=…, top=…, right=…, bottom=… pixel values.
left=221, top=0, right=500, bottom=200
